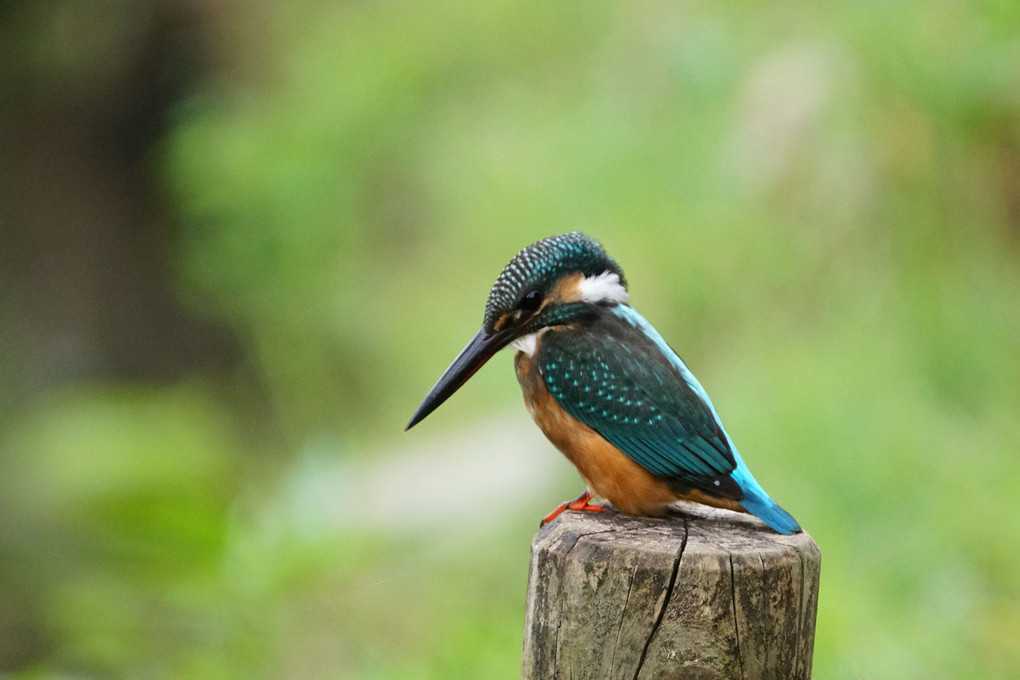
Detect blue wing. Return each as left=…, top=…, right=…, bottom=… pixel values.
left=536, top=305, right=801, bottom=534
left=536, top=308, right=742, bottom=499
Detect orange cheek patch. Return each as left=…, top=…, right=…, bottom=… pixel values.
left=547, top=273, right=585, bottom=306
left=492, top=313, right=514, bottom=332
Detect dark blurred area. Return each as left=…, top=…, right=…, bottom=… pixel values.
left=0, top=0, right=237, bottom=404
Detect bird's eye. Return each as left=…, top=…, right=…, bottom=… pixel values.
left=518, top=289, right=544, bottom=314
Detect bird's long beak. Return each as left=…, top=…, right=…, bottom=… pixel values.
left=405, top=326, right=517, bottom=430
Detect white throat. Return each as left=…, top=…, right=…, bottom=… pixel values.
left=579, top=271, right=629, bottom=305
left=511, top=328, right=548, bottom=357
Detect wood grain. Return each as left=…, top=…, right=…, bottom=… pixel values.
left=522, top=503, right=820, bottom=680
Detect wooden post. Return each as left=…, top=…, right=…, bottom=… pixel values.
left=522, top=504, right=820, bottom=680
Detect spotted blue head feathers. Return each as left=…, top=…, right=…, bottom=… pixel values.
left=482, top=232, right=626, bottom=334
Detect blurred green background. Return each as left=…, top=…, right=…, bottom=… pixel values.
left=1, top=0, right=1018, bottom=678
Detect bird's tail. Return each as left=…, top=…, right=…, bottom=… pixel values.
left=730, top=460, right=801, bottom=534
left=738, top=486, right=801, bottom=535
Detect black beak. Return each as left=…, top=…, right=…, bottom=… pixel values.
left=405, top=326, right=517, bottom=430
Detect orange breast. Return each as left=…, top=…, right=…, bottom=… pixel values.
left=514, top=349, right=679, bottom=516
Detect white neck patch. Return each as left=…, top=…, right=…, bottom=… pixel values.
left=579, top=271, right=629, bottom=305
left=511, top=328, right=548, bottom=357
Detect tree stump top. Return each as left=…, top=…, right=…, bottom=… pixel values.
left=522, top=503, right=820, bottom=680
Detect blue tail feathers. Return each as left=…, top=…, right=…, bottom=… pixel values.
left=730, top=453, right=801, bottom=534
left=737, top=485, right=801, bottom=535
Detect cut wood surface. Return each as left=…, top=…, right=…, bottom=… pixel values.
left=522, top=504, right=820, bottom=680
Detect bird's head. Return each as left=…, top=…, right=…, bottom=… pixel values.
left=406, top=232, right=627, bottom=430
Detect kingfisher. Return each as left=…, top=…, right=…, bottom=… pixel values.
left=405, top=233, right=800, bottom=534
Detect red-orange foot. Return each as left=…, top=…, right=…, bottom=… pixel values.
left=540, top=490, right=604, bottom=526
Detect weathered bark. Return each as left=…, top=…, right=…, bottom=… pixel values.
left=522, top=504, right=820, bottom=680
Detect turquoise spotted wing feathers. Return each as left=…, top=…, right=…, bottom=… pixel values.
left=536, top=311, right=743, bottom=499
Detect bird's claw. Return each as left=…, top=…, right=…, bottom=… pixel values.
left=539, top=491, right=604, bottom=526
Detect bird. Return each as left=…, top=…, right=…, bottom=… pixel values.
left=405, top=233, right=801, bottom=534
